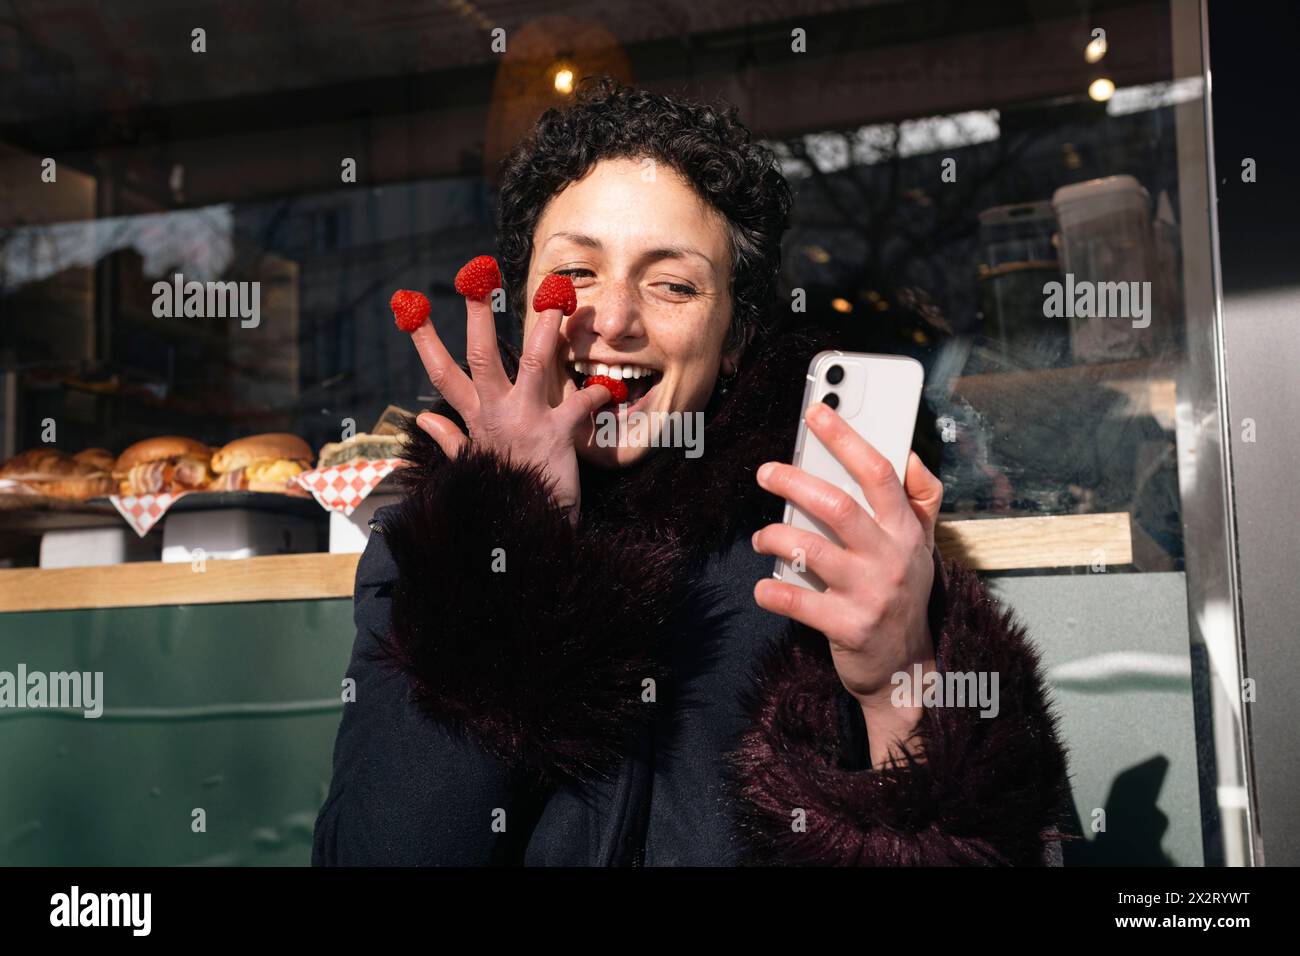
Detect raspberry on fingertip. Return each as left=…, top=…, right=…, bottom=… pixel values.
left=533, top=273, right=578, bottom=316
left=584, top=374, right=628, bottom=405
left=390, top=290, right=431, bottom=332
left=454, top=255, right=502, bottom=302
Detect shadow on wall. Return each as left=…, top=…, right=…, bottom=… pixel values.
left=1063, top=755, right=1174, bottom=866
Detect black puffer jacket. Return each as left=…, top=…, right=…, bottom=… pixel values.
left=312, top=323, right=1072, bottom=865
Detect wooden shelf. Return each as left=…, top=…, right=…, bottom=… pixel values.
left=0, top=512, right=1134, bottom=613
left=936, top=512, right=1132, bottom=571
left=0, top=552, right=360, bottom=613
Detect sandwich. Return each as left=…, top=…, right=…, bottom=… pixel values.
left=316, top=432, right=407, bottom=469
left=0, top=447, right=117, bottom=500
left=210, top=433, right=313, bottom=494
left=73, top=447, right=116, bottom=473
left=113, top=436, right=213, bottom=496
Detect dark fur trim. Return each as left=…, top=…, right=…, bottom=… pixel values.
left=382, top=443, right=690, bottom=782
left=577, top=323, right=835, bottom=538
left=727, top=560, right=1071, bottom=866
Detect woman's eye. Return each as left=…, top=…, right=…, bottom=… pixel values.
left=554, top=268, right=593, bottom=280
left=658, top=282, right=700, bottom=298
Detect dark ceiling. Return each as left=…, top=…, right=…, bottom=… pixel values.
left=0, top=0, right=1175, bottom=213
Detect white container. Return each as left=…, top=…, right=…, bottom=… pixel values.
left=1051, top=175, right=1156, bottom=363
left=161, top=508, right=321, bottom=563
left=328, top=494, right=400, bottom=553
left=39, top=527, right=160, bottom=568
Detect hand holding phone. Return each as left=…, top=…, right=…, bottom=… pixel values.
left=750, top=351, right=941, bottom=760
left=774, top=351, right=925, bottom=591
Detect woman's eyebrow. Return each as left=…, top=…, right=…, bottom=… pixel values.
left=545, top=231, right=715, bottom=269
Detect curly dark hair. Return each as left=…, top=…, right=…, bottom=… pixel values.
left=496, top=76, right=793, bottom=356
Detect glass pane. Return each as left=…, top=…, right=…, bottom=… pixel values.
left=0, top=0, right=1252, bottom=866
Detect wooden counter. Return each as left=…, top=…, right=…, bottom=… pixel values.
left=0, top=512, right=1133, bottom=613
left=935, top=511, right=1133, bottom=572
left=0, top=552, right=361, bottom=613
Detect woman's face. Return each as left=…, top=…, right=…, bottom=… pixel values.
left=524, top=157, right=735, bottom=468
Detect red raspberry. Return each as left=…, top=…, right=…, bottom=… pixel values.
left=389, top=289, right=431, bottom=332
left=583, top=374, right=629, bottom=404
left=454, top=255, right=501, bottom=302
left=532, top=274, right=577, bottom=316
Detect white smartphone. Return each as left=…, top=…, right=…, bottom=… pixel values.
left=774, top=350, right=925, bottom=591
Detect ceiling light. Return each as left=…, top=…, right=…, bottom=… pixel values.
left=1089, top=77, right=1115, bottom=102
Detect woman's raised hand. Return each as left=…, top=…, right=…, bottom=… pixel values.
left=399, top=261, right=610, bottom=522
left=750, top=401, right=945, bottom=765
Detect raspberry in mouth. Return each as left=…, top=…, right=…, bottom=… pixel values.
left=582, top=374, right=628, bottom=404
left=568, top=361, right=661, bottom=406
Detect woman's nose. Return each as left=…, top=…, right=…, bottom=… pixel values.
left=588, top=281, right=644, bottom=343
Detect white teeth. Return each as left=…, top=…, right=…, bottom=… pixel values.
left=569, top=360, right=658, bottom=381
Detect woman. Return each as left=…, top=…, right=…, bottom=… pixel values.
left=313, top=77, right=1070, bottom=866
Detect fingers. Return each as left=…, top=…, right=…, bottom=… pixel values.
left=463, top=295, right=510, bottom=396
left=415, top=411, right=469, bottom=460
left=516, top=307, right=561, bottom=404
left=410, top=324, right=478, bottom=419
left=753, top=578, right=847, bottom=635
left=751, top=523, right=858, bottom=590
left=554, top=381, right=612, bottom=433
left=756, top=460, right=884, bottom=552
left=903, top=451, right=944, bottom=545
left=804, top=402, right=910, bottom=530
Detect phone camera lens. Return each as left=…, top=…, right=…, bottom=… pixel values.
left=823, top=393, right=839, bottom=410
left=826, top=364, right=845, bottom=385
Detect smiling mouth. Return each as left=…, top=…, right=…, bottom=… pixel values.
left=567, top=360, right=662, bottom=407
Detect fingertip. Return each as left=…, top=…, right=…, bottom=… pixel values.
left=558, top=382, right=612, bottom=428
left=753, top=577, right=783, bottom=612
left=806, top=401, right=836, bottom=427
left=906, top=449, right=940, bottom=488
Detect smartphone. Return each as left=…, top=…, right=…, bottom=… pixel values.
left=774, top=350, right=925, bottom=592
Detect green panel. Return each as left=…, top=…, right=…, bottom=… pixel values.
left=989, top=572, right=1205, bottom=866
left=0, top=600, right=355, bottom=866
left=4, top=574, right=1208, bottom=867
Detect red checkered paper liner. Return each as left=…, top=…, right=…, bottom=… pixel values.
left=296, top=458, right=404, bottom=517
left=110, top=491, right=193, bottom=537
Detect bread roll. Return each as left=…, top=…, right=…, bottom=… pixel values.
left=211, top=433, right=313, bottom=475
